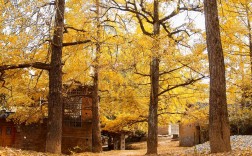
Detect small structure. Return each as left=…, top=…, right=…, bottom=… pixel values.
left=0, top=85, right=94, bottom=154
left=179, top=102, right=209, bottom=147
left=157, top=124, right=179, bottom=138
left=62, top=86, right=93, bottom=153
left=158, top=125, right=169, bottom=136
left=179, top=122, right=208, bottom=147
left=102, top=130, right=128, bottom=150
left=168, top=124, right=179, bottom=138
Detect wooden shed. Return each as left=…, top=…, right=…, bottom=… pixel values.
left=0, top=85, right=94, bottom=154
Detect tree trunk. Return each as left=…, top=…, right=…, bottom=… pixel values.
left=92, top=61, right=102, bottom=152
left=92, top=0, right=102, bottom=152
left=146, top=0, right=160, bottom=154
left=246, top=5, right=252, bottom=83
left=46, top=0, right=65, bottom=153
left=204, top=0, right=231, bottom=153
left=245, top=4, right=252, bottom=107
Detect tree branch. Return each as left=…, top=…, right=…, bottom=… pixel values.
left=62, top=40, right=91, bottom=47
left=178, top=61, right=208, bottom=78
left=158, top=76, right=205, bottom=96
left=64, top=26, right=87, bottom=33
left=0, top=62, right=51, bottom=71
left=134, top=72, right=150, bottom=77
left=159, top=64, right=188, bottom=76
left=159, top=2, right=202, bottom=23
left=106, top=0, right=153, bottom=35
left=158, top=111, right=185, bottom=116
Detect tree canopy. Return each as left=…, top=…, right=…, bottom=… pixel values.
left=1, top=0, right=252, bottom=154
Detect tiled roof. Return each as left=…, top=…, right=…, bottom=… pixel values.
left=0, top=110, right=13, bottom=119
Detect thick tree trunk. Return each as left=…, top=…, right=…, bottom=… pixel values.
left=92, top=67, right=102, bottom=152
left=92, top=0, right=102, bottom=152
left=248, top=25, right=252, bottom=82
left=245, top=5, right=252, bottom=107
left=46, top=0, right=65, bottom=153
left=147, top=57, right=159, bottom=155
left=146, top=0, right=159, bottom=154
left=246, top=6, right=252, bottom=83
left=204, top=0, right=231, bottom=153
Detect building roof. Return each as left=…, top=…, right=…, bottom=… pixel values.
left=0, top=110, right=13, bottom=119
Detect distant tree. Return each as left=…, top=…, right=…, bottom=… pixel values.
left=219, top=0, right=252, bottom=106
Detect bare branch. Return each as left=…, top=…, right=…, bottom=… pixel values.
left=134, top=72, right=150, bottom=77
left=158, top=111, right=185, bottom=116
left=159, top=3, right=202, bottom=23
left=62, top=40, right=91, bottom=47
left=178, top=61, right=208, bottom=78
left=106, top=0, right=153, bottom=35
left=0, top=62, right=51, bottom=71
left=159, top=0, right=180, bottom=23
left=158, top=76, right=205, bottom=96
left=159, top=64, right=188, bottom=76
left=64, top=26, right=87, bottom=33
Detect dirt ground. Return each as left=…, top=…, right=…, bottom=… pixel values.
left=73, top=137, right=252, bottom=156
left=74, top=137, right=189, bottom=156
left=0, top=137, right=187, bottom=156
left=1, top=137, right=252, bottom=156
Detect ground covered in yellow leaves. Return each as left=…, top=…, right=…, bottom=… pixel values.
left=1, top=137, right=252, bottom=156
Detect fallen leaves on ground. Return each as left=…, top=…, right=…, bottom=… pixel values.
left=1, top=136, right=252, bottom=156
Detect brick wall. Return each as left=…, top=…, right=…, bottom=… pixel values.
left=14, top=121, right=47, bottom=152
left=13, top=120, right=93, bottom=154
left=62, top=122, right=92, bottom=154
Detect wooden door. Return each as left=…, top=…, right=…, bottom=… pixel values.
left=0, top=125, right=15, bottom=147
left=0, top=126, right=3, bottom=146
left=82, top=97, right=92, bottom=122
left=194, top=125, right=200, bottom=145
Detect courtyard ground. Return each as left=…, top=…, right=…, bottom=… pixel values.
left=1, top=136, right=252, bottom=156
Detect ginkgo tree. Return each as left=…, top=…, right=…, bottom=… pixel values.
left=0, top=1, right=53, bottom=122
left=218, top=0, right=252, bottom=107
left=0, top=0, right=91, bottom=153
left=216, top=0, right=252, bottom=140
left=0, top=0, right=210, bottom=154
left=204, top=0, right=231, bottom=152
left=102, top=0, right=205, bottom=154
left=99, top=31, right=208, bottom=131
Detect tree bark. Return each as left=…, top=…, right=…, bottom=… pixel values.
left=204, top=0, right=231, bottom=153
left=0, top=62, right=50, bottom=71
left=45, top=0, right=65, bottom=153
left=146, top=0, right=160, bottom=154
left=92, top=0, right=102, bottom=152
left=246, top=4, right=252, bottom=83
left=245, top=4, right=252, bottom=107
left=92, top=62, right=102, bottom=152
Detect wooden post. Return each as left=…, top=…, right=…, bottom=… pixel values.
left=120, top=134, right=125, bottom=150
